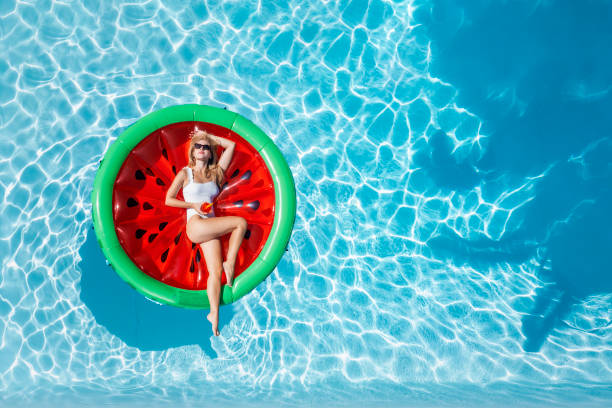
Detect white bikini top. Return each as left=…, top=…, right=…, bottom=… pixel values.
left=182, top=166, right=220, bottom=205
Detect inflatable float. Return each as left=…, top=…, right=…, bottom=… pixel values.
left=91, top=104, right=296, bottom=309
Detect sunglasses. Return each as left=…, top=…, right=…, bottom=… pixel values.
left=194, top=143, right=211, bottom=151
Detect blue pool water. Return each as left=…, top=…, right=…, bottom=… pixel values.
left=1, top=0, right=611, bottom=406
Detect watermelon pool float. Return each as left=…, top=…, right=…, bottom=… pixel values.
left=91, top=104, right=296, bottom=309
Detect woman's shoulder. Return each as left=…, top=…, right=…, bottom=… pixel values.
left=177, top=166, right=189, bottom=179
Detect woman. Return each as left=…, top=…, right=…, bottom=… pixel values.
left=165, top=130, right=247, bottom=336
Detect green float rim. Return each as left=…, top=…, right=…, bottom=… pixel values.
left=91, top=104, right=296, bottom=309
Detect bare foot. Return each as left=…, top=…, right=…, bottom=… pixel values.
left=206, top=312, right=220, bottom=336
left=223, top=261, right=235, bottom=287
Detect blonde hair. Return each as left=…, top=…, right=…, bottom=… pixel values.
left=187, top=130, right=225, bottom=187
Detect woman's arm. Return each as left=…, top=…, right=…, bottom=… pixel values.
left=208, top=134, right=234, bottom=149
left=165, top=169, right=192, bottom=209
left=165, top=197, right=193, bottom=209
left=210, top=135, right=236, bottom=172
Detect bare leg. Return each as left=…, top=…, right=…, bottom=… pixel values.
left=187, top=215, right=247, bottom=246
left=187, top=216, right=248, bottom=287
left=206, top=273, right=220, bottom=336
left=223, top=218, right=247, bottom=286
left=200, top=239, right=223, bottom=336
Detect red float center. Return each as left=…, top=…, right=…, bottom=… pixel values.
left=112, top=121, right=275, bottom=290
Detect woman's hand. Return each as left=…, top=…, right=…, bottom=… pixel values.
left=191, top=201, right=213, bottom=216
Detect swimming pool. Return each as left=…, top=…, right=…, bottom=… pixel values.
left=1, top=0, right=611, bottom=407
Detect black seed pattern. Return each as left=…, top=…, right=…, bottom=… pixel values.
left=159, top=222, right=168, bottom=231
left=143, top=202, right=153, bottom=210
left=145, top=168, right=155, bottom=176
left=148, top=233, right=158, bottom=243
left=247, top=200, right=260, bottom=210
left=161, top=248, right=169, bottom=263
left=240, top=170, right=252, bottom=180
left=156, top=178, right=165, bottom=186
left=231, top=169, right=240, bottom=178
left=135, top=229, right=146, bottom=239
left=174, top=232, right=181, bottom=245
left=162, top=148, right=168, bottom=159
left=234, top=200, right=244, bottom=208
left=135, top=170, right=145, bottom=180
left=127, top=198, right=138, bottom=207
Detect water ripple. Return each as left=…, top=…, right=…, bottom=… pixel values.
left=0, top=0, right=610, bottom=407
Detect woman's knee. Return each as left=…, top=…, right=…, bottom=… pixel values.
left=236, top=217, right=247, bottom=231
